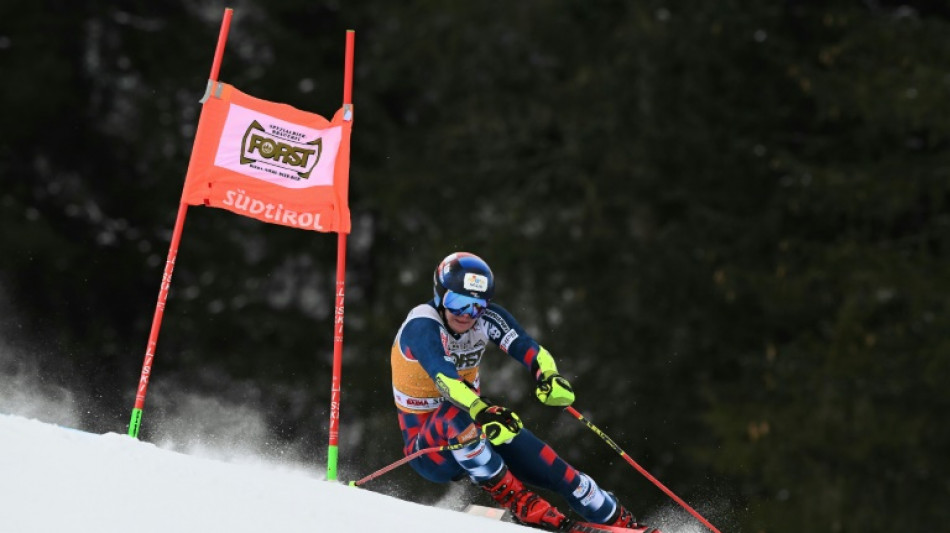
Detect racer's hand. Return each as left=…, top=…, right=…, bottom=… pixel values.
left=535, top=371, right=575, bottom=407
left=470, top=398, right=522, bottom=445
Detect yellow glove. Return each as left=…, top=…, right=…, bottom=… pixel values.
left=470, top=398, right=523, bottom=445
left=533, top=347, right=575, bottom=407
left=536, top=371, right=575, bottom=406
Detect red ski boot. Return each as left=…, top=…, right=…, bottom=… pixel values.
left=480, top=466, right=570, bottom=531
left=604, top=502, right=660, bottom=532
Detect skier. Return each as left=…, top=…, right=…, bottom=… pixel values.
left=390, top=251, right=656, bottom=531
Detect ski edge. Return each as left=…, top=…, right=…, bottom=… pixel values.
left=568, top=521, right=661, bottom=533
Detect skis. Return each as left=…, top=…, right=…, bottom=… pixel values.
left=566, top=521, right=660, bottom=533
left=463, top=505, right=661, bottom=533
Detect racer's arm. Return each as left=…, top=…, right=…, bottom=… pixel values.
left=398, top=316, right=461, bottom=382
left=481, top=303, right=575, bottom=407
left=478, top=303, right=543, bottom=370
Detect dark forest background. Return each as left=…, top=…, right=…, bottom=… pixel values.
left=2, top=2, right=948, bottom=532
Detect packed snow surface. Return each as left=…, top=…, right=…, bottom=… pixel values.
left=1, top=412, right=713, bottom=533
left=0, top=413, right=531, bottom=533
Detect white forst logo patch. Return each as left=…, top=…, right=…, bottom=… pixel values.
left=463, top=273, right=489, bottom=292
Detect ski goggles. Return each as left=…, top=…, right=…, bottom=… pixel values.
left=442, top=291, right=488, bottom=318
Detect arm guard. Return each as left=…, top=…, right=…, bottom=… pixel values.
left=434, top=372, right=482, bottom=412
left=530, top=346, right=559, bottom=380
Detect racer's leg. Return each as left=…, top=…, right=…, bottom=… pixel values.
left=495, top=428, right=621, bottom=523
left=398, top=403, right=502, bottom=483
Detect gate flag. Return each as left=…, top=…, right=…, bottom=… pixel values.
left=181, top=81, right=352, bottom=234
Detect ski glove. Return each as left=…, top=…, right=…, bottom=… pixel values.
left=532, top=346, right=576, bottom=407
left=470, top=398, right=522, bottom=445
left=535, top=371, right=575, bottom=407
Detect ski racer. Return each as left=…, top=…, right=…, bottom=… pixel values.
left=390, top=251, right=656, bottom=531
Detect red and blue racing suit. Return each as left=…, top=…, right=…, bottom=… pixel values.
left=390, top=300, right=619, bottom=523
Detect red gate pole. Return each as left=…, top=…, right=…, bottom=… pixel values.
left=326, top=29, right=355, bottom=482
left=127, top=8, right=234, bottom=438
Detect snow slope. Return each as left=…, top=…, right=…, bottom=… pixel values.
left=0, top=413, right=531, bottom=533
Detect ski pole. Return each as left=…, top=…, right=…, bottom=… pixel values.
left=564, top=406, right=721, bottom=533
left=348, top=434, right=485, bottom=487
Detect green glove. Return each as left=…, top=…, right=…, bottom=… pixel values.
left=470, top=398, right=523, bottom=445
left=535, top=371, right=575, bottom=407
left=532, top=346, right=575, bottom=407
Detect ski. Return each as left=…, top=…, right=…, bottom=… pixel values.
left=566, top=521, right=660, bottom=533
left=461, top=504, right=661, bottom=533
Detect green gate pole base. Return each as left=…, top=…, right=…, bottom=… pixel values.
left=327, top=444, right=339, bottom=481
left=128, top=408, right=143, bottom=438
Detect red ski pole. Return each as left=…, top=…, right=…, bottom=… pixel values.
left=348, top=434, right=485, bottom=487
left=564, top=406, right=721, bottom=533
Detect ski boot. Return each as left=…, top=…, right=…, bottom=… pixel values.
left=605, top=501, right=660, bottom=532
left=480, top=466, right=570, bottom=531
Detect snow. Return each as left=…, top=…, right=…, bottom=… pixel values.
left=0, top=337, right=708, bottom=533
left=0, top=413, right=531, bottom=533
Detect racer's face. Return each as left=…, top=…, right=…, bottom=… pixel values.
left=443, top=308, right=477, bottom=334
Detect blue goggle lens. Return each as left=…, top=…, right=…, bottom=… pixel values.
left=443, top=291, right=488, bottom=318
